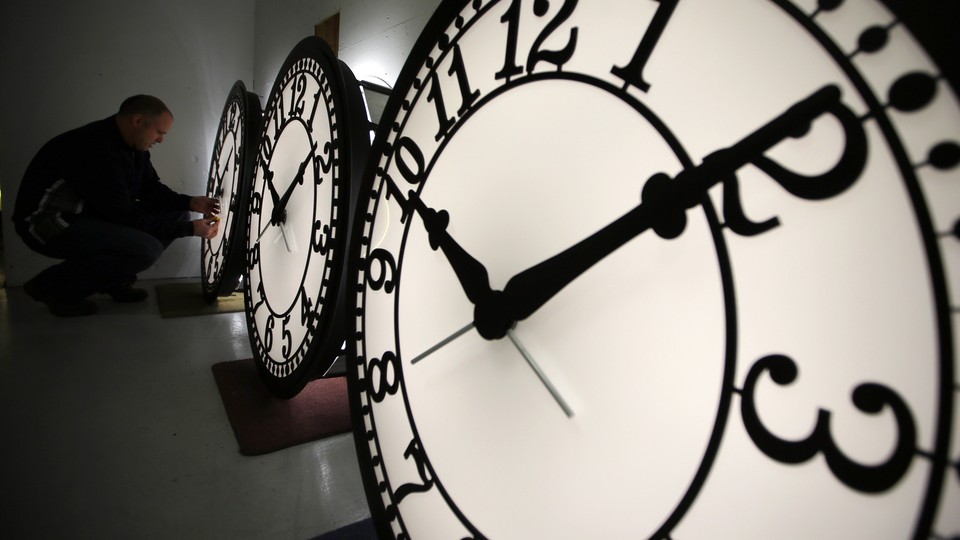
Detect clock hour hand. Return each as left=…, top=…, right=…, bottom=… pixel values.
left=409, top=191, right=494, bottom=305
left=484, top=84, right=858, bottom=333
left=406, top=195, right=574, bottom=416
left=213, top=161, right=229, bottom=199
left=263, top=166, right=281, bottom=209
left=273, top=143, right=317, bottom=225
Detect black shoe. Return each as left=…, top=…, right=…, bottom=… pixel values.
left=105, top=283, right=149, bottom=303
left=23, top=278, right=98, bottom=317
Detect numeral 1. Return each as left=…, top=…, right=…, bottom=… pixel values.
left=307, top=89, right=323, bottom=126
left=611, top=0, right=679, bottom=92
left=273, top=90, right=286, bottom=133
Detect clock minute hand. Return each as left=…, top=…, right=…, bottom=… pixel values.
left=273, top=144, right=317, bottom=224
left=214, top=161, right=229, bottom=199
left=490, top=85, right=845, bottom=329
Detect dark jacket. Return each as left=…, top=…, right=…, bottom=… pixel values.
left=13, top=115, right=193, bottom=245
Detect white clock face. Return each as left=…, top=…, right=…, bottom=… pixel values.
left=244, top=38, right=350, bottom=397
left=349, top=0, right=960, bottom=538
left=202, top=86, right=249, bottom=301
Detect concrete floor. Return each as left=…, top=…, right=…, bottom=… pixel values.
left=0, top=276, right=371, bottom=539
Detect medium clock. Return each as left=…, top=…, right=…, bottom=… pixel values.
left=201, top=80, right=262, bottom=303
left=347, top=0, right=960, bottom=538
left=244, top=36, right=369, bottom=398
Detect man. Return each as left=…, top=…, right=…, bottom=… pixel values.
left=13, top=95, right=220, bottom=316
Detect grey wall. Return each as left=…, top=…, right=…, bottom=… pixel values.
left=0, top=0, right=442, bottom=287
left=253, top=0, right=441, bottom=100
left=0, top=0, right=256, bottom=286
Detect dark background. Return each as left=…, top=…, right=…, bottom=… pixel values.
left=883, top=0, right=959, bottom=94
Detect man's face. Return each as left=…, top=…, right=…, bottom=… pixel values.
left=132, top=111, right=173, bottom=151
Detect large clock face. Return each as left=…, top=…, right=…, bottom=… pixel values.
left=202, top=80, right=261, bottom=303
left=348, top=0, right=960, bottom=538
left=244, top=37, right=367, bottom=398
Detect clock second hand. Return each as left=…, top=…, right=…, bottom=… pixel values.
left=272, top=223, right=296, bottom=252
left=255, top=220, right=295, bottom=253
left=506, top=329, right=574, bottom=418
left=409, top=322, right=574, bottom=417
left=409, top=322, right=475, bottom=364
left=256, top=221, right=273, bottom=242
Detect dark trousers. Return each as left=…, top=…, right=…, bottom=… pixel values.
left=19, top=214, right=186, bottom=300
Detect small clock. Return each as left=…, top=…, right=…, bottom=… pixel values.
left=244, top=36, right=369, bottom=398
left=201, top=80, right=262, bottom=303
left=347, top=0, right=960, bottom=538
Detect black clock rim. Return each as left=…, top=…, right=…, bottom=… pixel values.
left=201, top=79, right=262, bottom=304
left=244, top=36, right=369, bottom=399
left=879, top=0, right=960, bottom=98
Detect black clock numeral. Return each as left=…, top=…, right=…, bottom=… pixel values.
left=427, top=43, right=480, bottom=141
left=495, top=0, right=523, bottom=80
left=250, top=278, right=267, bottom=313
left=228, top=103, right=238, bottom=131
left=300, top=287, right=315, bottom=327
left=719, top=93, right=867, bottom=237
left=739, top=355, right=916, bottom=494
left=366, top=351, right=401, bottom=402
left=307, top=88, right=323, bottom=126
left=259, top=136, right=274, bottom=167
left=280, top=313, right=293, bottom=358
left=312, top=219, right=331, bottom=254
left=394, top=136, right=426, bottom=186
left=496, top=0, right=580, bottom=81
left=393, top=438, right=435, bottom=503
left=381, top=135, right=426, bottom=223
left=611, top=0, right=679, bottom=92
left=248, top=243, right=261, bottom=269
left=264, top=314, right=276, bottom=352
left=289, top=73, right=308, bottom=119
left=315, top=141, right=335, bottom=176
left=251, top=191, right=263, bottom=216
left=526, top=0, right=579, bottom=73
left=213, top=136, right=224, bottom=164
left=376, top=173, right=410, bottom=226
left=365, top=248, right=398, bottom=294
left=273, top=89, right=285, bottom=133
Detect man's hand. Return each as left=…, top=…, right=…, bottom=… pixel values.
left=193, top=217, right=219, bottom=239
left=190, top=195, right=221, bottom=215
